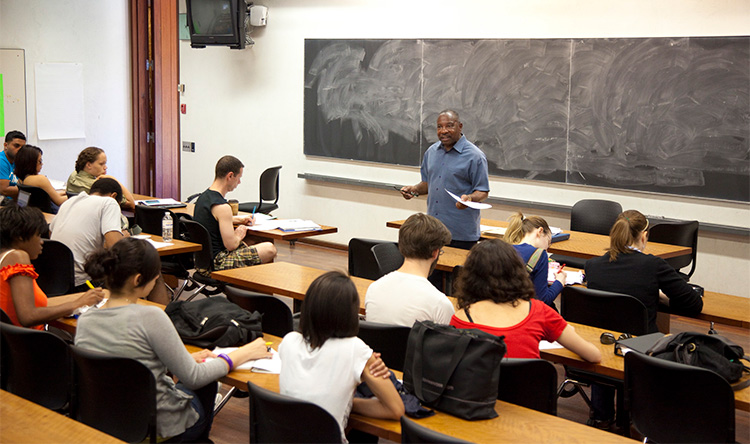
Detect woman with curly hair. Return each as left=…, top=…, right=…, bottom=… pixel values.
left=450, top=239, right=600, bottom=361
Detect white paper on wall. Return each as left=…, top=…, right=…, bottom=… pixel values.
left=35, top=63, right=85, bottom=140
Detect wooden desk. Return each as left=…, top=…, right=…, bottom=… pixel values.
left=695, top=291, right=750, bottom=330
left=133, top=194, right=338, bottom=243
left=141, top=233, right=202, bottom=256
left=50, top=298, right=165, bottom=335
left=200, top=338, right=633, bottom=444
left=211, top=262, right=374, bottom=313
left=0, top=390, right=124, bottom=443
left=541, top=322, right=750, bottom=412
left=389, top=219, right=692, bottom=260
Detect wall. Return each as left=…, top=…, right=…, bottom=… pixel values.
left=179, top=0, right=750, bottom=297
left=0, top=0, right=132, bottom=187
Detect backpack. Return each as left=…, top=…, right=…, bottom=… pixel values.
left=646, top=331, right=750, bottom=389
left=166, top=297, right=263, bottom=348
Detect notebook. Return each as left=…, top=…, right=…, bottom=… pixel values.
left=615, top=332, right=666, bottom=355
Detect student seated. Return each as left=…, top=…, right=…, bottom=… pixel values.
left=14, top=145, right=67, bottom=208
left=1, top=130, right=26, bottom=202
left=450, top=239, right=601, bottom=362
left=279, top=271, right=405, bottom=442
left=0, top=204, right=104, bottom=329
left=193, top=155, right=276, bottom=274
left=504, top=212, right=566, bottom=308
left=584, top=209, right=703, bottom=428
left=75, top=237, right=271, bottom=442
left=66, top=146, right=135, bottom=211
left=365, top=212, right=454, bottom=326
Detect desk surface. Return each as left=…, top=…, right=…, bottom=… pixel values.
left=388, top=219, right=691, bottom=260
left=133, top=194, right=337, bottom=242
left=0, top=390, right=124, bottom=444
left=142, top=233, right=202, bottom=256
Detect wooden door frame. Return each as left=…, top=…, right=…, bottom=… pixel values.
left=130, top=0, right=181, bottom=199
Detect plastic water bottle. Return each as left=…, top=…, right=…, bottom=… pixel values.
left=162, top=212, right=173, bottom=242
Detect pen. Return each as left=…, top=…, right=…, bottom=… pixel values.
left=265, top=342, right=273, bottom=352
left=559, top=264, right=566, bottom=272
left=86, top=280, right=95, bottom=289
left=392, top=185, right=418, bottom=197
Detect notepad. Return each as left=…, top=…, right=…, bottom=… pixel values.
left=275, top=219, right=322, bottom=232
left=136, top=198, right=187, bottom=209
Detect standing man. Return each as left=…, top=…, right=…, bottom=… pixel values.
left=193, top=156, right=276, bottom=274
left=401, top=110, right=489, bottom=250
left=1, top=130, right=27, bottom=201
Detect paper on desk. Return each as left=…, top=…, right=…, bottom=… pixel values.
left=72, top=298, right=109, bottom=316
left=445, top=190, right=492, bottom=210
left=146, top=239, right=173, bottom=249
left=247, top=222, right=281, bottom=231
left=136, top=198, right=183, bottom=206
left=276, top=219, right=321, bottom=232
left=482, top=226, right=506, bottom=236
left=211, top=347, right=281, bottom=373
left=547, top=263, right=585, bottom=285
left=49, top=178, right=66, bottom=190
left=539, top=340, right=563, bottom=350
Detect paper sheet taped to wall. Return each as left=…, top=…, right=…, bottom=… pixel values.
left=35, top=63, right=85, bottom=140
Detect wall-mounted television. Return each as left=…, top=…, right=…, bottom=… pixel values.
left=186, top=0, right=247, bottom=49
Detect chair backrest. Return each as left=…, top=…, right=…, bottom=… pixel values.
left=70, top=346, right=157, bottom=443
left=400, top=416, right=471, bottom=443
left=17, top=184, right=54, bottom=213
left=624, top=352, right=735, bottom=443
left=647, top=220, right=699, bottom=278
left=570, top=199, right=622, bottom=235
left=560, top=286, right=649, bottom=335
left=31, top=239, right=75, bottom=296
left=224, top=286, right=293, bottom=338
left=357, top=320, right=411, bottom=372
left=497, top=358, right=558, bottom=415
left=0, top=322, right=71, bottom=411
left=135, top=205, right=179, bottom=238
left=247, top=380, right=341, bottom=443
left=180, top=219, right=215, bottom=271
left=371, top=242, right=404, bottom=277
left=349, top=238, right=393, bottom=280
left=258, top=166, right=281, bottom=204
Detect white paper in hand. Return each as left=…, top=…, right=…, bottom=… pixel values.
left=445, top=190, right=492, bottom=210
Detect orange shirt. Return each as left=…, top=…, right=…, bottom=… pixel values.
left=0, top=263, right=48, bottom=330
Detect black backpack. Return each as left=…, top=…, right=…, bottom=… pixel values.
left=646, top=331, right=750, bottom=389
left=166, top=297, right=263, bottom=348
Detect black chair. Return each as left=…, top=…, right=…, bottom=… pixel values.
left=647, top=220, right=699, bottom=280
left=624, top=352, right=735, bottom=443
left=238, top=166, right=281, bottom=214
left=224, top=285, right=293, bottom=338
left=0, top=322, right=71, bottom=412
left=498, top=358, right=558, bottom=415
left=400, top=416, right=472, bottom=443
left=31, top=239, right=75, bottom=296
left=135, top=205, right=179, bottom=238
left=180, top=219, right=225, bottom=301
left=371, top=242, right=404, bottom=277
left=247, top=380, right=341, bottom=443
left=349, top=238, right=394, bottom=280
left=553, top=199, right=622, bottom=269
left=70, top=346, right=157, bottom=443
left=185, top=192, right=201, bottom=203
left=17, top=184, right=55, bottom=213
left=357, top=320, right=411, bottom=371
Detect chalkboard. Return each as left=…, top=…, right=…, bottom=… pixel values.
left=304, top=38, right=750, bottom=202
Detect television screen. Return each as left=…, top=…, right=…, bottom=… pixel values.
left=186, top=0, right=246, bottom=49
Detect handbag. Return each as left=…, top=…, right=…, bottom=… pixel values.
left=402, top=320, right=506, bottom=420
left=166, top=297, right=263, bottom=348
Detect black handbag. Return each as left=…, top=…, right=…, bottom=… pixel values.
left=402, top=320, right=506, bottom=420
left=166, top=297, right=263, bottom=348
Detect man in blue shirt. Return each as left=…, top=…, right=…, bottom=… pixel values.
left=0, top=130, right=26, bottom=202
left=401, top=110, right=489, bottom=250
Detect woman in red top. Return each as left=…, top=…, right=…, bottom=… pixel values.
left=449, top=239, right=601, bottom=362
left=0, top=204, right=103, bottom=329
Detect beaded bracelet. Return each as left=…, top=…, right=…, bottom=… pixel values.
left=218, top=353, right=233, bottom=371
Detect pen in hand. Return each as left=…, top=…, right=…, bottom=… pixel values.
left=265, top=342, right=273, bottom=352
left=86, top=280, right=95, bottom=289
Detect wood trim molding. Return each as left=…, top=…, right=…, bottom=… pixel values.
left=130, top=0, right=151, bottom=195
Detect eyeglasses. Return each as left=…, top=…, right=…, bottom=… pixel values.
left=599, top=332, right=632, bottom=345
left=439, top=248, right=445, bottom=256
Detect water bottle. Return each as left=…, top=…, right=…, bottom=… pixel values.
left=162, top=212, right=173, bottom=242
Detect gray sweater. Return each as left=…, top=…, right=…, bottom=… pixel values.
left=75, top=304, right=227, bottom=438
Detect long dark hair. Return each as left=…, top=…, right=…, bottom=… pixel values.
left=84, top=238, right=161, bottom=292
left=13, top=145, right=42, bottom=180
left=607, top=210, right=649, bottom=261
left=299, top=271, right=360, bottom=349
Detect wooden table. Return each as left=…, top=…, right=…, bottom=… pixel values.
left=133, top=194, right=338, bottom=243
left=141, top=233, right=202, bottom=256
left=388, top=219, right=692, bottom=260
left=0, top=390, right=124, bottom=443
left=211, top=262, right=373, bottom=313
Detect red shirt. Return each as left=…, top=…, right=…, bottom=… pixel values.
left=450, top=299, right=567, bottom=358
left=1, top=263, right=48, bottom=330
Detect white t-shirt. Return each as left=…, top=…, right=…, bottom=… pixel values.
left=279, top=332, right=372, bottom=441
left=365, top=271, right=455, bottom=327
left=50, top=192, right=122, bottom=286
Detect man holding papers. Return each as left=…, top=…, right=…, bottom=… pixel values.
left=193, top=156, right=277, bottom=274
left=400, top=110, right=490, bottom=250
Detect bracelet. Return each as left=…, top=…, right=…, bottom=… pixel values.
left=217, top=353, right=233, bottom=371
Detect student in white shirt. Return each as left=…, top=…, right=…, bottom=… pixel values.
left=279, top=271, right=404, bottom=442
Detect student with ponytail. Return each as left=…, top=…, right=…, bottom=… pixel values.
left=504, top=212, right=566, bottom=308
left=584, top=209, right=703, bottom=429
left=74, top=238, right=270, bottom=442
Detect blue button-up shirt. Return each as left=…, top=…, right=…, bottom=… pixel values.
left=421, top=135, right=490, bottom=241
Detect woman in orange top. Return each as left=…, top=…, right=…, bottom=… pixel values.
left=0, top=204, right=103, bottom=329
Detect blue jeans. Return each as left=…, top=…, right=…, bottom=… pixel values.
left=176, top=382, right=217, bottom=442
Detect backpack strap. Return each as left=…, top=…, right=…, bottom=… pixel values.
left=526, top=248, right=544, bottom=273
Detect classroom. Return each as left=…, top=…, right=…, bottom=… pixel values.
left=1, top=0, right=749, bottom=442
